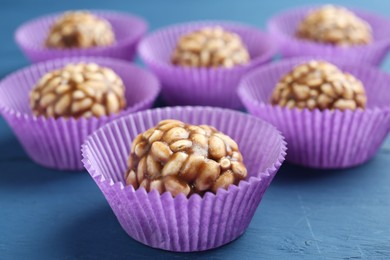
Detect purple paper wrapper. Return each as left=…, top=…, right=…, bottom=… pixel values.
left=267, top=6, right=390, bottom=66
left=15, top=11, right=148, bottom=63
left=0, top=57, right=160, bottom=170
left=238, top=57, right=390, bottom=169
left=81, top=106, right=286, bottom=251
left=138, top=21, right=277, bottom=109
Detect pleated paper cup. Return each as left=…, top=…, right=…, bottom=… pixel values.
left=238, top=57, right=390, bottom=169
left=81, top=106, right=286, bottom=252
left=0, top=57, right=160, bottom=170
left=138, top=21, right=277, bottom=109
left=267, top=6, right=390, bottom=66
left=15, top=11, right=148, bottom=63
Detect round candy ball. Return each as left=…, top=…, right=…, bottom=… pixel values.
left=171, top=26, right=250, bottom=68
left=270, top=60, right=367, bottom=111
left=29, top=63, right=126, bottom=119
left=125, top=119, right=248, bottom=197
left=296, top=5, right=372, bottom=47
left=45, top=11, right=115, bottom=49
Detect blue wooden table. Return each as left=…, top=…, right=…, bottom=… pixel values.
left=1, top=0, right=389, bottom=259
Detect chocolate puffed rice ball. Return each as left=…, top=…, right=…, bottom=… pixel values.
left=125, top=119, right=248, bottom=197
left=45, top=11, right=115, bottom=49
left=271, top=60, right=367, bottom=111
left=296, top=5, right=372, bottom=47
left=171, top=26, right=250, bottom=68
left=29, top=63, right=126, bottom=119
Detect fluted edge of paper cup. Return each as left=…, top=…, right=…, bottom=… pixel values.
left=267, top=6, right=390, bottom=66
left=138, top=21, right=278, bottom=108
left=0, top=56, right=160, bottom=170
left=238, top=56, right=390, bottom=169
left=81, top=106, right=287, bottom=251
left=15, top=10, right=148, bottom=62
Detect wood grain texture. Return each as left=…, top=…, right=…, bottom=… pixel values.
left=0, top=0, right=390, bottom=259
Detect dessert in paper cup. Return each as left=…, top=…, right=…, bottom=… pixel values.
left=81, top=106, right=286, bottom=251
left=15, top=10, right=148, bottom=62
left=0, top=57, right=160, bottom=170
left=267, top=5, right=390, bottom=66
left=238, top=57, right=390, bottom=169
left=138, top=21, right=277, bottom=109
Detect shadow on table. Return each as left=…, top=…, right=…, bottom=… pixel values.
left=0, top=161, right=84, bottom=188
left=272, top=157, right=379, bottom=186
left=0, top=137, right=84, bottom=188
left=0, top=133, right=26, bottom=159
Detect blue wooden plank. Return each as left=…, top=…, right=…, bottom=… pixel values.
left=0, top=0, right=389, bottom=259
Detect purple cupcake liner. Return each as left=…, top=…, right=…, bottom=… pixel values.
left=238, top=57, right=390, bottom=169
left=15, top=11, right=148, bottom=63
left=81, top=106, right=286, bottom=251
left=138, top=21, right=278, bottom=109
left=267, top=6, right=390, bottom=66
left=0, top=57, right=160, bottom=170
